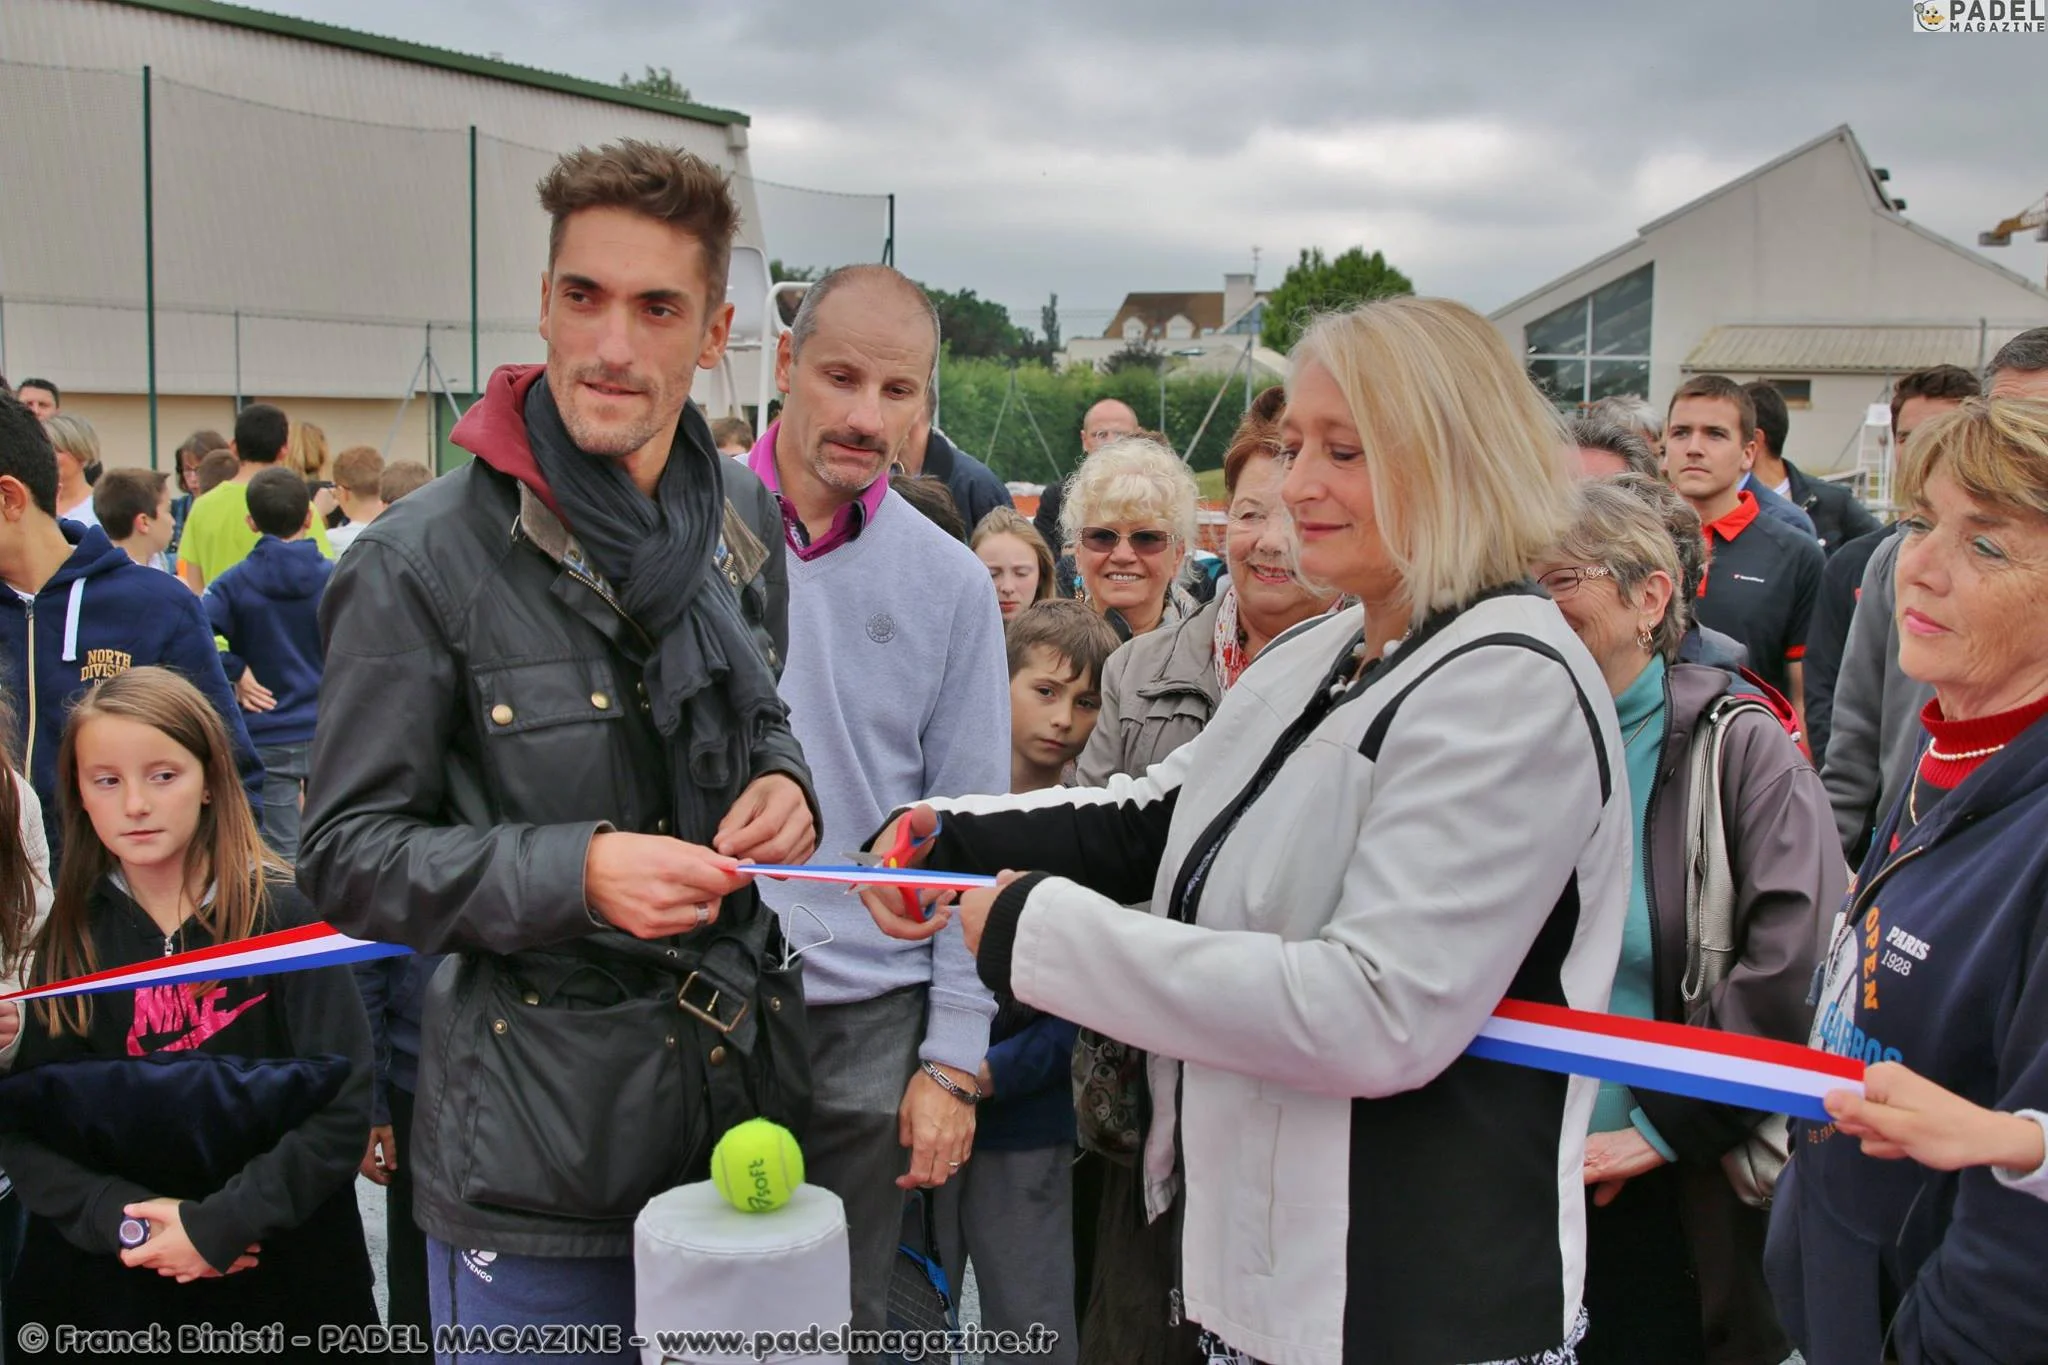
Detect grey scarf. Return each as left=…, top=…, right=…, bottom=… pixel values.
left=524, top=379, right=786, bottom=841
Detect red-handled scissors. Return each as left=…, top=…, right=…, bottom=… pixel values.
left=846, top=814, right=945, bottom=921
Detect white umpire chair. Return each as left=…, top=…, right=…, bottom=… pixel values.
left=713, top=245, right=813, bottom=425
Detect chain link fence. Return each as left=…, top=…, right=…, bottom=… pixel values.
left=0, top=59, right=890, bottom=466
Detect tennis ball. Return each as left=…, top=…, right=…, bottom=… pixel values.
left=711, top=1118, right=804, bottom=1213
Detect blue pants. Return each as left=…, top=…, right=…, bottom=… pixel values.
left=258, top=741, right=311, bottom=862
left=426, top=1237, right=634, bottom=1365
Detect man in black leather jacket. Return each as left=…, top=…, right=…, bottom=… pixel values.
left=298, top=141, right=819, bottom=1345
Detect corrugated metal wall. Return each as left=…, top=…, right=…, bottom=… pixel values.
left=0, top=0, right=885, bottom=426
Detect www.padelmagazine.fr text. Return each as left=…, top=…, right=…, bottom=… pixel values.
left=17, top=1320, right=1064, bottom=1359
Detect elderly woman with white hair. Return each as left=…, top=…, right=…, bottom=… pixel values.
left=1769, top=397, right=2048, bottom=1365
left=1060, top=436, right=1200, bottom=640
left=860, top=297, right=1633, bottom=1364
left=1535, top=476, right=1837, bottom=1365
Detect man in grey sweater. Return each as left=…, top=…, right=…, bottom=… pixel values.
left=746, top=264, right=1010, bottom=1353
left=1824, top=330, right=2048, bottom=859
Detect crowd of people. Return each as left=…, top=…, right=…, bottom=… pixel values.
left=0, top=135, right=2045, bottom=1365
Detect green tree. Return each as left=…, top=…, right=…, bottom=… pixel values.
left=619, top=66, right=692, bottom=101
left=1259, top=247, right=1415, bottom=353
left=768, top=260, right=818, bottom=284
left=924, top=285, right=1030, bottom=361
left=1040, top=293, right=1061, bottom=355
left=1101, top=337, right=1164, bottom=374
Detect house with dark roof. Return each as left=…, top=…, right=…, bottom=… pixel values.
left=1063, top=272, right=1283, bottom=376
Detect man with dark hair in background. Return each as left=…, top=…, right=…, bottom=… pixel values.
left=1823, top=333, right=2048, bottom=859
left=1803, top=364, right=1980, bottom=772
left=899, top=385, right=1013, bottom=534
left=1743, top=381, right=1879, bottom=555
left=178, top=402, right=334, bottom=591
left=300, top=139, right=816, bottom=1347
left=1664, top=374, right=1825, bottom=728
left=0, top=392, right=262, bottom=860
left=14, top=379, right=58, bottom=421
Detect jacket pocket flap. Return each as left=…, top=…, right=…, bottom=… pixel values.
left=473, top=658, right=626, bottom=735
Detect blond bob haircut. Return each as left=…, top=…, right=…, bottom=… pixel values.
left=42, top=414, right=101, bottom=473
left=1895, top=396, right=2048, bottom=523
left=1291, top=297, right=1575, bottom=625
left=1550, top=475, right=1691, bottom=662
left=1059, top=436, right=1200, bottom=556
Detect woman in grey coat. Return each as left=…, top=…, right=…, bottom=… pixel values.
left=1068, top=391, right=1337, bottom=1365
left=1534, top=476, right=1844, bottom=1365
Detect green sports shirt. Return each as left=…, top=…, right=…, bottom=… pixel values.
left=178, top=477, right=335, bottom=584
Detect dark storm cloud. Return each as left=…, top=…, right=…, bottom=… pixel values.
left=272, top=0, right=2048, bottom=326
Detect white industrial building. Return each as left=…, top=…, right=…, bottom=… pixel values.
left=1491, top=125, right=2048, bottom=475
left=0, top=0, right=864, bottom=472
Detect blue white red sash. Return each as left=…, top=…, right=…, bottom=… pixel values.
left=2, top=907, right=1863, bottom=1118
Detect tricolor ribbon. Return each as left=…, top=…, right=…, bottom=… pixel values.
left=740, top=863, right=1001, bottom=891
left=1470, top=999, right=1863, bottom=1122
left=1, top=910, right=1864, bottom=1120
left=0, top=922, right=409, bottom=1005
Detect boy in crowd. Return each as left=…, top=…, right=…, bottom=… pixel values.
left=711, top=415, right=755, bottom=457
left=202, top=467, right=334, bottom=860
left=325, top=445, right=386, bottom=556
left=1002, top=599, right=1116, bottom=792
left=93, top=467, right=176, bottom=572
left=931, top=598, right=1118, bottom=1365
left=195, top=448, right=240, bottom=496
left=378, top=460, right=432, bottom=505
left=180, top=403, right=335, bottom=591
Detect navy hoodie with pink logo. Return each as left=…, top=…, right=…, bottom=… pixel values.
left=0, top=522, right=263, bottom=860
left=1767, top=711, right=2048, bottom=1363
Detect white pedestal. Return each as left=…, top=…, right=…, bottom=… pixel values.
left=635, top=1181, right=851, bottom=1365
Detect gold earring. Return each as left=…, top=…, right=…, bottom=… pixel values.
left=1637, top=626, right=1655, bottom=652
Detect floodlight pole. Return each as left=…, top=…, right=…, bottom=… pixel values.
left=469, top=125, right=480, bottom=405
left=143, top=65, right=159, bottom=470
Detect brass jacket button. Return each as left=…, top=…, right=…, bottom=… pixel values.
left=490, top=703, right=514, bottom=726
left=591, top=692, right=611, bottom=710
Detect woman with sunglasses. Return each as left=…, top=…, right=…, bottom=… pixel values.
left=1533, top=476, right=1839, bottom=1365
left=1060, top=438, right=1200, bottom=641
left=860, top=298, right=1634, bottom=1364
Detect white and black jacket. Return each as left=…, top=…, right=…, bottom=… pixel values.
left=922, top=588, right=1632, bottom=1365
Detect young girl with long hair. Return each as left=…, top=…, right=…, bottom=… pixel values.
left=0, top=666, right=375, bottom=1346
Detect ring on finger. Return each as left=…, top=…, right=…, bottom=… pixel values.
left=693, top=903, right=710, bottom=928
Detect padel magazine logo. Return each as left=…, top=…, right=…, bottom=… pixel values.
left=1914, top=0, right=2045, bottom=31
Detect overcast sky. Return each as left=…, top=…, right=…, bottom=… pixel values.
left=271, top=0, right=2048, bottom=337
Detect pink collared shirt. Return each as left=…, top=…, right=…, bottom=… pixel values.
left=746, top=420, right=889, bottom=562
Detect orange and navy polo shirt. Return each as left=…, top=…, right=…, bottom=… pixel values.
left=1693, top=490, right=1826, bottom=699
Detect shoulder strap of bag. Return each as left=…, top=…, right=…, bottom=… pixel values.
left=1357, top=632, right=1612, bottom=804
left=1680, top=694, right=1774, bottom=1008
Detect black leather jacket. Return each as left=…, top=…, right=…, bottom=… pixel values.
left=298, top=434, right=815, bottom=1256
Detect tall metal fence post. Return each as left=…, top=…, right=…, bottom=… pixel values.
left=883, top=193, right=895, bottom=266
left=232, top=309, right=242, bottom=411
left=143, top=65, right=159, bottom=470
left=469, top=125, right=480, bottom=406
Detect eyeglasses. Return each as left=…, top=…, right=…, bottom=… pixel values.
left=1078, top=526, right=1176, bottom=556
left=1537, top=565, right=1614, bottom=597
left=1084, top=429, right=1137, bottom=444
